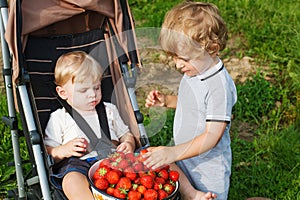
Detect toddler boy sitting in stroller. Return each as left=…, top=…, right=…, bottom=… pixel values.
left=44, top=51, right=136, bottom=200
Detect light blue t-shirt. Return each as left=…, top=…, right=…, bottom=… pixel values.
left=174, top=60, right=237, bottom=199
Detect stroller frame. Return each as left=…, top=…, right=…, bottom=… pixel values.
left=0, top=0, right=150, bottom=199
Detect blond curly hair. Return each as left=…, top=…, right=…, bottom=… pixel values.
left=54, top=51, right=103, bottom=86
left=159, top=1, right=228, bottom=58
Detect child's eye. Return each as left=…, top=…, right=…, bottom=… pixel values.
left=179, top=57, right=190, bottom=62
left=174, top=56, right=190, bottom=62
left=94, top=85, right=101, bottom=90
left=78, top=89, right=87, bottom=93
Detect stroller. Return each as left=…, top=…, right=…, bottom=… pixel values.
left=0, top=0, right=155, bottom=199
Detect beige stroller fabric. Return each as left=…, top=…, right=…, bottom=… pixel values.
left=5, top=0, right=141, bottom=146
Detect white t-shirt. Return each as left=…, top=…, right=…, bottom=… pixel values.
left=44, top=102, right=129, bottom=159
left=174, top=60, right=237, bottom=199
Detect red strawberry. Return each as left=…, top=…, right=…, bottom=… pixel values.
left=158, top=189, right=168, bottom=200
left=162, top=165, right=170, bottom=171
left=106, top=187, right=115, bottom=196
left=94, top=177, right=109, bottom=190
left=158, top=169, right=169, bottom=180
left=133, top=162, right=144, bottom=172
left=155, top=177, right=166, bottom=185
left=140, top=175, right=154, bottom=189
left=125, top=167, right=138, bottom=181
left=118, top=159, right=130, bottom=170
left=99, top=158, right=111, bottom=168
left=147, top=171, right=157, bottom=179
left=163, top=183, right=175, bottom=195
left=113, top=188, right=127, bottom=199
left=109, top=152, right=125, bottom=162
left=110, top=161, right=119, bottom=170
left=128, top=190, right=142, bottom=200
left=138, top=171, right=147, bottom=178
left=114, top=168, right=123, bottom=177
left=137, top=185, right=147, bottom=194
left=140, top=149, right=148, bottom=155
left=137, top=149, right=148, bottom=162
left=125, top=152, right=137, bottom=163
left=106, top=170, right=120, bottom=184
left=153, top=182, right=163, bottom=191
left=169, top=170, right=180, bottom=182
left=93, top=165, right=111, bottom=180
left=144, top=189, right=158, bottom=200
left=93, top=168, right=102, bottom=180
left=116, top=177, right=132, bottom=190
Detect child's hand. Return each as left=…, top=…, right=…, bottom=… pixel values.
left=116, top=141, right=134, bottom=154
left=59, top=138, right=88, bottom=158
left=197, top=192, right=217, bottom=200
left=145, top=90, right=165, bottom=108
left=142, top=146, right=177, bottom=170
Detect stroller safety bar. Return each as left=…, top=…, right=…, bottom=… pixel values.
left=18, top=85, right=52, bottom=200
left=121, top=62, right=150, bottom=147
left=0, top=0, right=28, bottom=199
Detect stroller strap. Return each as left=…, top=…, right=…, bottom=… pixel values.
left=57, top=97, right=116, bottom=158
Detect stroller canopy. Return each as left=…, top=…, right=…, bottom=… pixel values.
left=5, top=0, right=138, bottom=82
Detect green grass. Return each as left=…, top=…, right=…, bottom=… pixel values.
left=229, top=121, right=300, bottom=199
left=0, top=93, right=17, bottom=196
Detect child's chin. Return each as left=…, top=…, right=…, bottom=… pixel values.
left=185, top=72, right=197, bottom=77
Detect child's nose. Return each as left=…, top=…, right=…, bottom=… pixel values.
left=175, top=62, right=184, bottom=69
left=174, top=58, right=184, bottom=69
left=88, top=90, right=96, bottom=98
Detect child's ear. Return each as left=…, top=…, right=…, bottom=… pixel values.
left=210, top=43, right=220, bottom=57
left=56, top=86, right=68, bottom=100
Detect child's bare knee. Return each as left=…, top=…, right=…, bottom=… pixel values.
left=62, top=172, right=88, bottom=191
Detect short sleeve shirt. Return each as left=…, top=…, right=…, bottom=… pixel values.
left=174, top=60, right=237, bottom=198
left=44, top=102, right=129, bottom=159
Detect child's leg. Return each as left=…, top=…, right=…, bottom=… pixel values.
left=62, top=171, right=94, bottom=200
left=170, top=164, right=217, bottom=200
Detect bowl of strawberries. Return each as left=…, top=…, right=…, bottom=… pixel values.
left=88, top=150, right=180, bottom=200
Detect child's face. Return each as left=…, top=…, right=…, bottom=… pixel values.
left=173, top=51, right=216, bottom=77
left=58, top=79, right=102, bottom=113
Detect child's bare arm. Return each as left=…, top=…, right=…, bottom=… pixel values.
left=116, top=132, right=135, bottom=153
left=46, top=138, right=88, bottom=163
left=144, top=121, right=227, bottom=169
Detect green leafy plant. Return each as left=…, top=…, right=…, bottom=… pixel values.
left=0, top=94, right=16, bottom=197
left=233, top=71, right=279, bottom=125
left=144, top=109, right=175, bottom=147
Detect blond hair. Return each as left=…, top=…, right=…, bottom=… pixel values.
left=54, top=51, right=103, bottom=86
left=159, top=1, right=227, bottom=57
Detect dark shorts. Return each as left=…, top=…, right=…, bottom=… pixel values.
left=50, top=156, right=97, bottom=190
